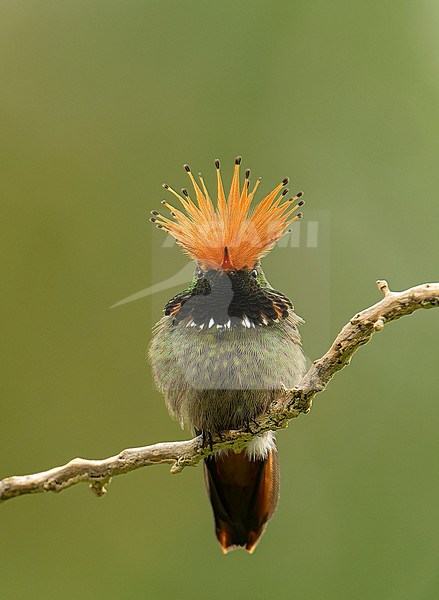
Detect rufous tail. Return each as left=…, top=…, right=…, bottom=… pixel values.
left=203, top=446, right=280, bottom=553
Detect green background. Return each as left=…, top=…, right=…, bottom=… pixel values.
left=1, top=1, right=438, bottom=599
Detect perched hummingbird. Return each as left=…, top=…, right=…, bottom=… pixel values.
left=149, top=157, right=306, bottom=553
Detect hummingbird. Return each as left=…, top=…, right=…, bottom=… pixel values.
left=149, top=157, right=306, bottom=553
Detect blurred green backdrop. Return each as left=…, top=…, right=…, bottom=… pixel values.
left=1, top=1, right=438, bottom=599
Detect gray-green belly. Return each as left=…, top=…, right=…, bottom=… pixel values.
left=149, top=316, right=306, bottom=433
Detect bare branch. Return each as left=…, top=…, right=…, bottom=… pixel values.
left=1, top=280, right=437, bottom=504
left=0, top=440, right=201, bottom=503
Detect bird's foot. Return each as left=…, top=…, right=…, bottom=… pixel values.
left=243, top=419, right=254, bottom=434
left=199, top=430, right=214, bottom=452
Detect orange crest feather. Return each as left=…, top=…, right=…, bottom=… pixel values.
left=150, top=157, right=304, bottom=270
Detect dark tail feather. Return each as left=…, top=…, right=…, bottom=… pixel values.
left=203, top=447, right=280, bottom=553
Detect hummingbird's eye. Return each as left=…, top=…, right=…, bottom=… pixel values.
left=251, top=269, right=258, bottom=279
left=196, top=267, right=204, bottom=279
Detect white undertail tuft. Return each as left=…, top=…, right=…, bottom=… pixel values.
left=245, top=431, right=276, bottom=461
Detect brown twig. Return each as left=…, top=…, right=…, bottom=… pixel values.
left=1, top=280, right=437, bottom=504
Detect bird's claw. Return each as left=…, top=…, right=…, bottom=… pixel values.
left=199, top=430, right=214, bottom=452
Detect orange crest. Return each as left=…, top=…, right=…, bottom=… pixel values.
left=150, top=157, right=304, bottom=270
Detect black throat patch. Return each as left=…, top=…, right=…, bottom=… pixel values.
left=164, top=269, right=292, bottom=328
